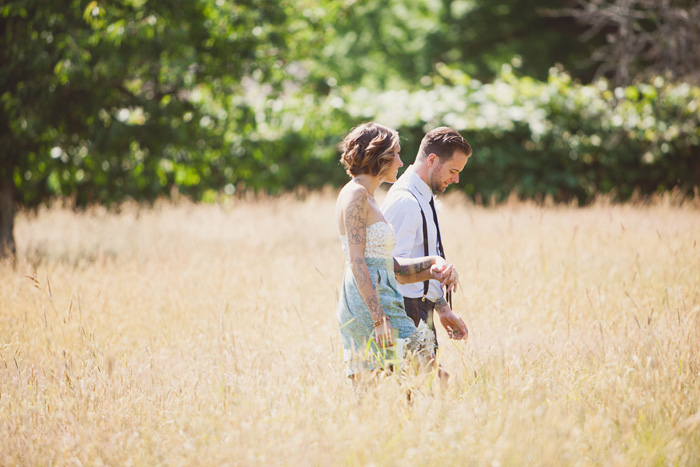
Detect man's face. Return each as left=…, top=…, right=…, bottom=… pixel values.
left=428, top=151, right=470, bottom=193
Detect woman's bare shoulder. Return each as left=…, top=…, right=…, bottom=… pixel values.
left=336, top=182, right=367, bottom=230
left=337, top=181, right=368, bottom=206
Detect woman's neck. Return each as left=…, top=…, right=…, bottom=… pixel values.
left=352, top=174, right=382, bottom=197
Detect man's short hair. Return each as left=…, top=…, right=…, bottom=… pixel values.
left=418, top=127, right=472, bottom=161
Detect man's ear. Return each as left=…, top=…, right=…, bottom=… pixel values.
left=427, top=153, right=439, bottom=167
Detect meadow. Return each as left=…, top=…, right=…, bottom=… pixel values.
left=1, top=190, right=699, bottom=466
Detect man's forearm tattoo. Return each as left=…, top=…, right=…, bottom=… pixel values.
left=435, top=296, right=449, bottom=315
left=393, top=258, right=434, bottom=276
left=346, top=194, right=367, bottom=245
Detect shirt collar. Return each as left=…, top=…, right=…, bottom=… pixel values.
left=405, top=165, right=432, bottom=202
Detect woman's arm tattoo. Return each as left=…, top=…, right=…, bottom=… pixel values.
left=351, top=257, right=369, bottom=287
left=344, top=192, right=384, bottom=320
left=346, top=193, right=367, bottom=245
left=366, top=296, right=382, bottom=319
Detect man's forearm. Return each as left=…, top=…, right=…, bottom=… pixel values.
left=393, top=257, right=436, bottom=284
left=393, top=257, right=434, bottom=276
left=434, top=296, right=450, bottom=315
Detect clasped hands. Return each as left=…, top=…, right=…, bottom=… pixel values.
left=374, top=258, right=463, bottom=348
left=429, top=256, right=459, bottom=293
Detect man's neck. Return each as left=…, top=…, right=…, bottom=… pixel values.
left=412, top=161, right=431, bottom=192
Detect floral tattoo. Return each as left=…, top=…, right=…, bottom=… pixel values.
left=346, top=193, right=367, bottom=246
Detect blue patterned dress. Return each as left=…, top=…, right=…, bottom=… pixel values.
left=337, top=222, right=434, bottom=376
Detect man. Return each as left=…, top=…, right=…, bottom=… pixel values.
left=382, top=126, right=471, bottom=346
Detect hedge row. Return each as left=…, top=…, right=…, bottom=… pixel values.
left=245, top=67, right=699, bottom=204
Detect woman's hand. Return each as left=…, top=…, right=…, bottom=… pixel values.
left=373, top=318, right=395, bottom=348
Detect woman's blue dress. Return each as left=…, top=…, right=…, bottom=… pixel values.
left=337, top=222, right=434, bottom=376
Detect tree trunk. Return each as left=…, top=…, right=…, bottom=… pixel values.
left=0, top=174, right=16, bottom=259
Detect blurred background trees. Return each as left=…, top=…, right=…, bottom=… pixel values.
left=560, top=0, right=700, bottom=86
left=2, top=0, right=699, bottom=255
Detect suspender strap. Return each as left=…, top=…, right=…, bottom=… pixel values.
left=418, top=199, right=429, bottom=300
left=428, top=197, right=452, bottom=308
left=398, top=189, right=430, bottom=300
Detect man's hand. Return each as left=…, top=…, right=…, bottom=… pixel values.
left=430, top=257, right=459, bottom=293
left=435, top=297, right=468, bottom=340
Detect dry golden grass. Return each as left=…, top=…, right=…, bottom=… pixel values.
left=1, top=190, right=699, bottom=466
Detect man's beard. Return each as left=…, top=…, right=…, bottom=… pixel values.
left=429, top=172, right=446, bottom=193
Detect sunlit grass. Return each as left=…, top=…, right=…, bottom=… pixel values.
left=1, top=191, right=699, bottom=466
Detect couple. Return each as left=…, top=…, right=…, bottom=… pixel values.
left=335, top=122, right=471, bottom=378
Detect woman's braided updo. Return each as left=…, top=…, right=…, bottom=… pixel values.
left=340, top=122, right=399, bottom=178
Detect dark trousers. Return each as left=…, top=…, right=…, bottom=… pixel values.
left=403, top=297, right=439, bottom=348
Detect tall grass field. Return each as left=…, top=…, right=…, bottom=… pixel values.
left=2, top=191, right=699, bottom=466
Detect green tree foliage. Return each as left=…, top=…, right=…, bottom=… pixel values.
left=302, top=0, right=445, bottom=89
left=1, top=0, right=327, bottom=254
left=1, top=0, right=299, bottom=207
left=306, top=0, right=606, bottom=87
left=431, top=0, right=605, bottom=83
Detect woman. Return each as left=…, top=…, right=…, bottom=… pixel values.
left=335, top=122, right=458, bottom=377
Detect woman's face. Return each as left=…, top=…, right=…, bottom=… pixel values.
left=384, top=144, right=403, bottom=183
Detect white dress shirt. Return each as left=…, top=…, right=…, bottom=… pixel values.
left=381, top=165, right=444, bottom=301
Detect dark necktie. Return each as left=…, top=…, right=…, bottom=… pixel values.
left=429, top=197, right=452, bottom=306
left=429, top=197, right=445, bottom=259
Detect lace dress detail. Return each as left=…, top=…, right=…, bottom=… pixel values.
left=340, top=222, right=395, bottom=260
